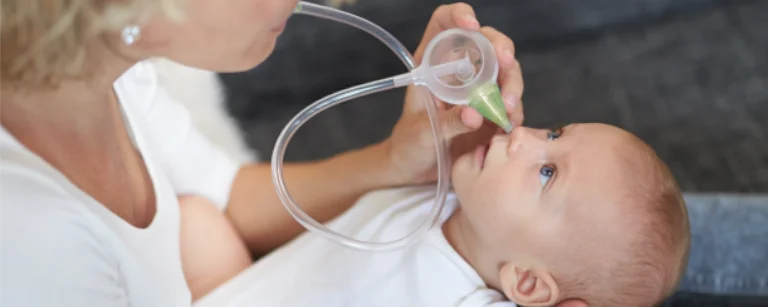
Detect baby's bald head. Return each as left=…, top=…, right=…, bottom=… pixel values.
left=553, top=134, right=690, bottom=306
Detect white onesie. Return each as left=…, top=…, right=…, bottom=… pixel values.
left=195, top=186, right=517, bottom=307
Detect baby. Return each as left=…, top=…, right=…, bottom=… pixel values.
left=445, top=123, right=690, bottom=306
left=196, top=123, right=690, bottom=307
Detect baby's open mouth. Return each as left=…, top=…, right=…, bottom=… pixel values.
left=476, top=142, right=491, bottom=169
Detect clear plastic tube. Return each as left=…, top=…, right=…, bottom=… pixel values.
left=270, top=1, right=450, bottom=251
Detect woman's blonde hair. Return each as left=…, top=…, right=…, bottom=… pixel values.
left=1, top=0, right=185, bottom=87
left=0, top=0, right=360, bottom=87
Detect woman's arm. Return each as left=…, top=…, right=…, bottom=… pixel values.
left=224, top=141, right=400, bottom=255
left=224, top=4, right=525, bottom=256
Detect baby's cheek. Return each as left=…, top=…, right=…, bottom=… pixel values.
left=456, top=185, right=502, bottom=220
left=463, top=169, right=525, bottom=215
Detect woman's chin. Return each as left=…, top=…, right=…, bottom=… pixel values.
left=217, top=50, right=273, bottom=73
left=243, top=39, right=279, bottom=69
left=215, top=38, right=278, bottom=73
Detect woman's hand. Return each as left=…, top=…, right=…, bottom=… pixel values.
left=385, top=2, right=524, bottom=185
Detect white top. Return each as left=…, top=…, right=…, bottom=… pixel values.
left=0, top=61, right=240, bottom=307
left=195, top=186, right=517, bottom=307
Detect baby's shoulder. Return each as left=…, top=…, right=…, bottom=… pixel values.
left=357, top=185, right=439, bottom=203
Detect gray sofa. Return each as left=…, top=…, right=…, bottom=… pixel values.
left=218, top=0, right=768, bottom=305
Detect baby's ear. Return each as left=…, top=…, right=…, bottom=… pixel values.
left=555, top=299, right=589, bottom=307
left=499, top=263, right=560, bottom=306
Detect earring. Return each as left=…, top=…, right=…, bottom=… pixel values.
left=121, top=25, right=141, bottom=46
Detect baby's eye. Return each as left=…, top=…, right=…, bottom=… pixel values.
left=547, top=127, right=563, bottom=140
left=539, top=164, right=556, bottom=187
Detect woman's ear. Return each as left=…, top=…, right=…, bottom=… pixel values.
left=499, top=263, right=560, bottom=306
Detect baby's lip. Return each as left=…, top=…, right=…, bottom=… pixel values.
left=476, top=142, right=491, bottom=169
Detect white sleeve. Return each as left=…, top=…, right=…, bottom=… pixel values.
left=457, top=289, right=518, bottom=307
left=124, top=66, right=241, bottom=211
left=0, top=180, right=128, bottom=307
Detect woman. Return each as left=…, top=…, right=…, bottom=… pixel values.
left=0, top=0, right=523, bottom=306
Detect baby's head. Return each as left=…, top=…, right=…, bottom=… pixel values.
left=450, top=123, right=690, bottom=307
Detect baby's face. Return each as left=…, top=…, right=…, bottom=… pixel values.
left=451, top=123, right=640, bottom=256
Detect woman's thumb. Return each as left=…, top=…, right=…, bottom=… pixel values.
left=440, top=106, right=483, bottom=140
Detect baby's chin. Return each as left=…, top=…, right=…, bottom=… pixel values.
left=448, top=172, right=471, bottom=205
left=449, top=160, right=467, bottom=190
left=449, top=169, right=476, bottom=204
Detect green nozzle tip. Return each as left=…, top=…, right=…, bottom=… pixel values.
left=468, top=82, right=512, bottom=133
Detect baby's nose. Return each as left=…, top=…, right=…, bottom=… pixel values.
left=510, top=127, right=548, bottom=143
left=506, top=127, right=550, bottom=154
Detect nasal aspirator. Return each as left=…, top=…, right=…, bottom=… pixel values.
left=274, top=1, right=509, bottom=252
left=392, top=28, right=512, bottom=133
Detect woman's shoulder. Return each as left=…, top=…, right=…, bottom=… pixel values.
left=0, top=136, right=112, bottom=249
left=1, top=159, right=124, bottom=283
left=0, top=172, right=128, bottom=306
left=1, top=162, right=109, bottom=244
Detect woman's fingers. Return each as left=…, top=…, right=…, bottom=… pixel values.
left=479, top=26, right=525, bottom=127
left=406, top=3, right=479, bottom=114
left=409, top=4, right=526, bottom=131
left=414, top=3, right=480, bottom=61
left=501, top=60, right=524, bottom=127
left=439, top=105, right=484, bottom=140
left=436, top=3, right=480, bottom=32
left=442, top=26, right=524, bottom=135
left=460, top=106, right=484, bottom=130
left=480, top=26, right=516, bottom=67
